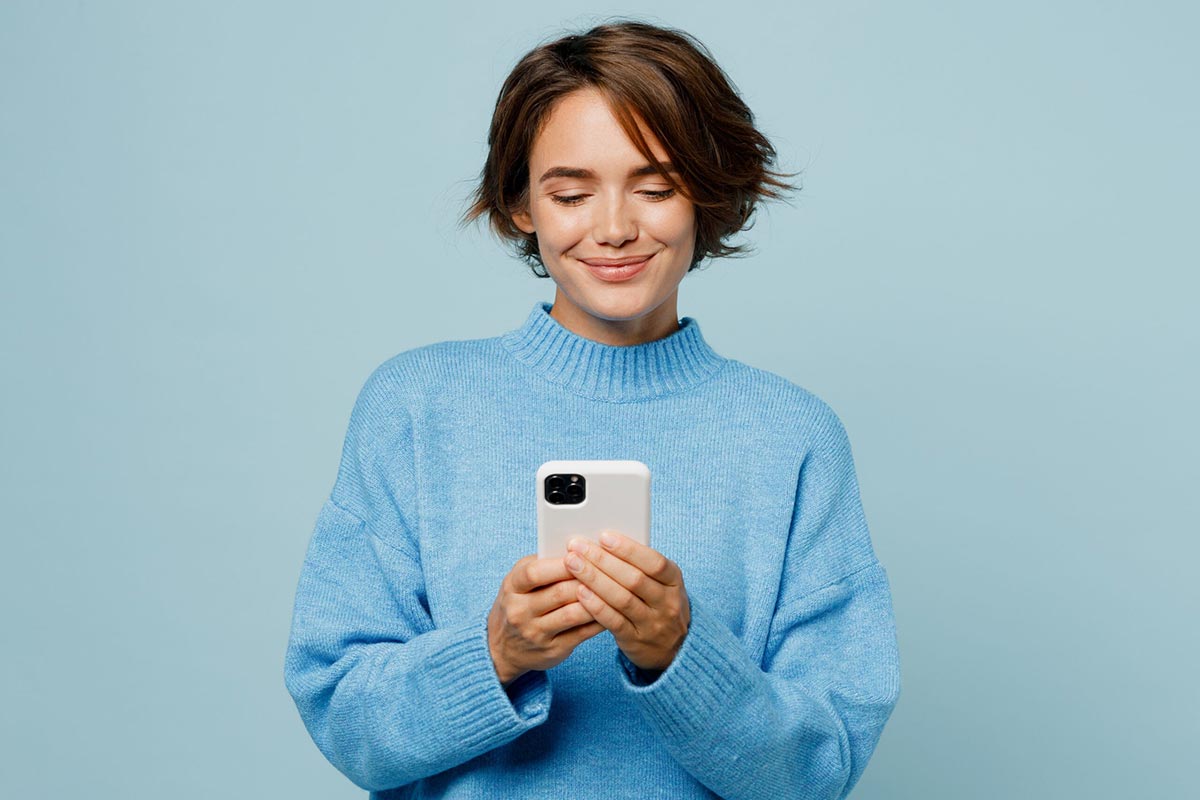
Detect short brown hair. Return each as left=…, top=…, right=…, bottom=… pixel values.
left=458, top=18, right=801, bottom=277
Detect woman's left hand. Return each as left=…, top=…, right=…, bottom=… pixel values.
left=564, top=531, right=690, bottom=673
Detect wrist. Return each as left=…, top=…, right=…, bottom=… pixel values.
left=489, top=644, right=522, bottom=687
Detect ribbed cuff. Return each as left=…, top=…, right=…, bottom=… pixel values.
left=614, top=598, right=757, bottom=742
left=502, top=669, right=552, bottom=720
left=423, top=609, right=552, bottom=750
left=617, top=652, right=665, bottom=687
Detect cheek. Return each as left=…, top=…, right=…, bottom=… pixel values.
left=534, top=205, right=588, bottom=245
left=646, top=204, right=696, bottom=245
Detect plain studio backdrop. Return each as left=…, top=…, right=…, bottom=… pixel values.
left=2, top=2, right=1196, bottom=798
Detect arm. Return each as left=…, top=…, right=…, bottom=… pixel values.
left=282, top=365, right=551, bottom=793
left=615, top=406, right=901, bottom=800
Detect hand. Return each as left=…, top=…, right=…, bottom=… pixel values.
left=563, top=532, right=691, bottom=673
left=487, top=554, right=606, bottom=687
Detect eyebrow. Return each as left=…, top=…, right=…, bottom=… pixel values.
left=537, top=162, right=679, bottom=184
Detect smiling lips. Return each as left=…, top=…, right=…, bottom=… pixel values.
left=578, top=253, right=655, bottom=282
left=579, top=255, right=655, bottom=266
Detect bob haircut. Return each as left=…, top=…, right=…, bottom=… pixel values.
left=459, top=18, right=801, bottom=277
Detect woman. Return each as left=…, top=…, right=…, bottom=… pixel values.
left=284, top=18, right=900, bottom=800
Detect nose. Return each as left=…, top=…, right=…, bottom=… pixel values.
left=591, top=191, right=638, bottom=247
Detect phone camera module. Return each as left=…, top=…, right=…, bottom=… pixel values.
left=545, top=473, right=586, bottom=505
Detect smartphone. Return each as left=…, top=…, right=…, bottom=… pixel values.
left=537, top=459, right=651, bottom=559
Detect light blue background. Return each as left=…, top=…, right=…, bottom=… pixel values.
left=3, top=2, right=1196, bottom=797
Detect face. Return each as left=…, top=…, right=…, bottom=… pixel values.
left=510, top=87, right=697, bottom=345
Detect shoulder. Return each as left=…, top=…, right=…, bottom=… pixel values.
left=335, top=334, right=501, bottom=456
left=718, top=358, right=852, bottom=451
left=352, top=334, right=503, bottom=411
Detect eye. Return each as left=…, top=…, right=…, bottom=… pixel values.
left=549, top=188, right=676, bottom=206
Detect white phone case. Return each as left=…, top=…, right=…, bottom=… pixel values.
left=536, top=460, right=651, bottom=559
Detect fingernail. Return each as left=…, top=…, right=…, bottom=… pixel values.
left=600, top=531, right=617, bottom=547
left=566, top=553, right=583, bottom=571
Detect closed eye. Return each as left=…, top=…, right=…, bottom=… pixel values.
left=550, top=188, right=677, bottom=207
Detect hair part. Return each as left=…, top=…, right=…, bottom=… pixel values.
left=458, top=18, right=802, bottom=277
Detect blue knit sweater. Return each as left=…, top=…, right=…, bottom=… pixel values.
left=284, top=300, right=901, bottom=799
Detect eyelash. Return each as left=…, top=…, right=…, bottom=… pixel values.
left=550, top=189, right=676, bottom=206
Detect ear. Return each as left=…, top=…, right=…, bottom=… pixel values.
left=511, top=206, right=535, bottom=235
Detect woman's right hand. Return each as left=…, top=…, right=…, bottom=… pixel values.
left=487, top=554, right=605, bottom=687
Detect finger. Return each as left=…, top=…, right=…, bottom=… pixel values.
left=509, top=555, right=574, bottom=593
left=538, top=600, right=596, bottom=637
left=596, top=531, right=682, bottom=586
left=566, top=552, right=648, bottom=629
left=574, top=582, right=634, bottom=635
left=552, top=620, right=606, bottom=648
left=566, top=536, right=665, bottom=606
left=526, top=579, right=587, bottom=617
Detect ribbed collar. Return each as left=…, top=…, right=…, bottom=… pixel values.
left=499, top=301, right=727, bottom=402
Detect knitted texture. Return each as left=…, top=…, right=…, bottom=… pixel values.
left=284, top=300, right=901, bottom=799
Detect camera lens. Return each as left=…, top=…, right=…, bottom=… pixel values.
left=565, top=483, right=584, bottom=502
left=547, top=475, right=566, bottom=490
left=547, top=490, right=565, bottom=504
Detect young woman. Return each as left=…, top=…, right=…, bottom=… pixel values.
left=285, top=19, right=900, bottom=800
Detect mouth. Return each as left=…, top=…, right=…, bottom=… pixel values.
left=578, top=253, right=655, bottom=282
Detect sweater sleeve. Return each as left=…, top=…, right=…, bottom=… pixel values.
left=615, top=405, right=901, bottom=800
left=282, top=364, right=551, bottom=793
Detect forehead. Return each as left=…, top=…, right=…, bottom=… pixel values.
left=530, top=87, right=669, bottom=168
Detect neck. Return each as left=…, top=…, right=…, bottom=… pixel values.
left=548, top=288, right=682, bottom=346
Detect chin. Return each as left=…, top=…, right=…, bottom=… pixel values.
left=582, top=293, right=662, bottom=321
